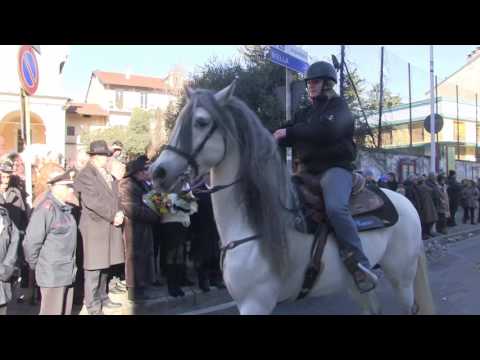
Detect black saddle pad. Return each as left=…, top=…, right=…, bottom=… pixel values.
left=353, top=184, right=399, bottom=232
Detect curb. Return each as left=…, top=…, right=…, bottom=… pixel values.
left=78, top=285, right=232, bottom=315
left=425, top=224, right=480, bottom=247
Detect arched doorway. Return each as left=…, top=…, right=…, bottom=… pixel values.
left=0, top=111, right=46, bottom=154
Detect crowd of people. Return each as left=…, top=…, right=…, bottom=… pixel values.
left=362, top=169, right=479, bottom=240
left=0, top=140, right=225, bottom=315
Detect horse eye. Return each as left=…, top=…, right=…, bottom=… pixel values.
left=195, top=117, right=209, bottom=128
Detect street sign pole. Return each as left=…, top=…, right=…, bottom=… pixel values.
left=20, top=88, right=33, bottom=207
left=17, top=45, right=39, bottom=208
left=285, top=68, right=293, bottom=172
left=268, top=45, right=309, bottom=173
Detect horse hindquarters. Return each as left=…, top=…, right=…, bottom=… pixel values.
left=377, top=189, right=430, bottom=314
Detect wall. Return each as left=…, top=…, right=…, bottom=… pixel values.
left=86, top=76, right=109, bottom=109
left=0, top=93, right=67, bottom=156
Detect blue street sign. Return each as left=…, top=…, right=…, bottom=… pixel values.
left=268, top=46, right=309, bottom=74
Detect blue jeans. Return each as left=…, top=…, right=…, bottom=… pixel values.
left=319, top=167, right=371, bottom=269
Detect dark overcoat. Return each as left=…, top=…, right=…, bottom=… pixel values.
left=74, top=162, right=124, bottom=270
left=118, top=177, right=159, bottom=288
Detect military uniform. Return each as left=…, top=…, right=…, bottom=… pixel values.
left=23, top=181, right=77, bottom=315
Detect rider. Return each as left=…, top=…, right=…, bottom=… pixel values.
left=273, top=61, right=378, bottom=293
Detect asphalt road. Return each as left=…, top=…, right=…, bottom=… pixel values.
left=197, top=234, right=480, bottom=315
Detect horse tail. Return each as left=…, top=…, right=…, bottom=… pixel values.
left=413, top=250, right=436, bottom=315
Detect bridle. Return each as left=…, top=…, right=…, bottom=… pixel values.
left=159, top=103, right=260, bottom=272
left=161, top=120, right=219, bottom=178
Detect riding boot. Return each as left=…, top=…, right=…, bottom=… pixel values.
left=175, top=265, right=185, bottom=297
left=197, top=264, right=210, bottom=293
left=180, top=264, right=195, bottom=287
left=341, top=250, right=377, bottom=293
left=167, top=265, right=184, bottom=298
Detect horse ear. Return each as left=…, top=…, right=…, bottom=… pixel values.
left=214, top=77, right=238, bottom=105
left=185, top=86, right=194, bottom=99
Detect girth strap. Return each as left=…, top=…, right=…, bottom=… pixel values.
left=219, top=234, right=259, bottom=272
left=297, top=224, right=332, bottom=300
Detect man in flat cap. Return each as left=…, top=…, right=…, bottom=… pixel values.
left=74, top=140, right=125, bottom=315
left=23, top=169, right=78, bottom=315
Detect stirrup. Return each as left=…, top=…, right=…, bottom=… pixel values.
left=354, top=263, right=378, bottom=294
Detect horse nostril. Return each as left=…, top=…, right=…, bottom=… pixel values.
left=154, top=166, right=167, bottom=179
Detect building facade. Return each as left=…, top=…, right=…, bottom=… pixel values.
left=0, top=45, right=70, bottom=158
left=84, top=69, right=184, bottom=127
left=367, top=48, right=480, bottom=179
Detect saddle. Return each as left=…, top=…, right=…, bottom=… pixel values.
left=292, top=171, right=398, bottom=233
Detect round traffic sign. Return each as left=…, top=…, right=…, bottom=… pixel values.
left=18, top=45, right=39, bottom=96
left=424, top=114, right=444, bottom=134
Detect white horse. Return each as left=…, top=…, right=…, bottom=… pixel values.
left=150, top=81, right=436, bottom=315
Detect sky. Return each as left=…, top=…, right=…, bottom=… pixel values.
left=62, top=45, right=480, bottom=103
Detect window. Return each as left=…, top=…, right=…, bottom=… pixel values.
left=381, top=129, right=393, bottom=146
left=67, top=126, right=75, bottom=136
left=115, top=90, right=124, bottom=109
left=453, top=120, right=466, bottom=142
left=412, top=123, right=424, bottom=143
left=140, top=92, right=148, bottom=109
left=398, top=160, right=416, bottom=183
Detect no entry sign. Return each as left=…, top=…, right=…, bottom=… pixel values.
left=18, top=45, right=39, bottom=95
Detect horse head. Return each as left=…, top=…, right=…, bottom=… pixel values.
left=150, top=78, right=238, bottom=192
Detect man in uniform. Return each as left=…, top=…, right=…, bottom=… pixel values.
left=273, top=61, right=378, bottom=293
left=23, top=169, right=78, bottom=315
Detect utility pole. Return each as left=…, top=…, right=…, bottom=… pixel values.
left=378, top=46, right=384, bottom=149
left=340, top=45, right=345, bottom=98
left=429, top=45, right=436, bottom=173
left=476, top=93, right=478, bottom=162
left=408, top=63, right=412, bottom=149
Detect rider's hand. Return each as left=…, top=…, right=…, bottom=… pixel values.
left=273, top=129, right=286, bottom=141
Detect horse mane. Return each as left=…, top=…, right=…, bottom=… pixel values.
left=181, top=90, right=291, bottom=274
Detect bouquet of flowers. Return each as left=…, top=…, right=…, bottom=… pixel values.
left=143, top=191, right=171, bottom=216
left=143, top=190, right=198, bottom=216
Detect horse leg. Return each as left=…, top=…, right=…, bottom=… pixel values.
left=380, top=260, right=418, bottom=315
left=347, top=285, right=383, bottom=315
left=235, top=286, right=278, bottom=315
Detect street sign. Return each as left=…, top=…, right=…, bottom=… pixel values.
left=424, top=113, right=444, bottom=134
left=18, top=45, right=39, bottom=96
left=269, top=45, right=309, bottom=74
